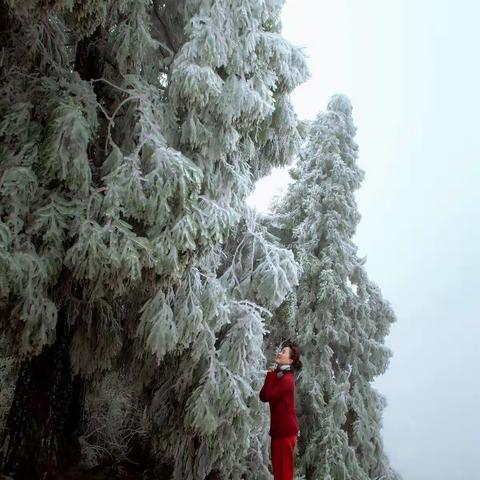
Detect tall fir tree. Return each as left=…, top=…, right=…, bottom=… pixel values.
left=0, top=1, right=308, bottom=478
left=268, top=94, right=402, bottom=480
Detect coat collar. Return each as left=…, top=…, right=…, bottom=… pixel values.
left=275, top=364, right=293, bottom=377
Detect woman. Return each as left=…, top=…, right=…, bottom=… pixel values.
left=259, top=341, right=302, bottom=480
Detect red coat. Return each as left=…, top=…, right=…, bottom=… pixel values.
left=259, top=370, right=299, bottom=438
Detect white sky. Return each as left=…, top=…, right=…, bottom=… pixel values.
left=247, top=1, right=480, bottom=479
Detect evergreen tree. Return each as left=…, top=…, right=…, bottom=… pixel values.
left=269, top=94, right=401, bottom=480
left=0, top=1, right=307, bottom=478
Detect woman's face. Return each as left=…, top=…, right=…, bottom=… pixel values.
left=275, top=346, right=293, bottom=365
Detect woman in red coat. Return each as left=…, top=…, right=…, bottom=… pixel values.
left=259, top=341, right=302, bottom=480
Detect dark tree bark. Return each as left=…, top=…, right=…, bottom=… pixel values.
left=1, top=314, right=85, bottom=479
left=342, top=406, right=357, bottom=444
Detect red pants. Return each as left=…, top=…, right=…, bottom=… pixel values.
left=271, top=435, right=297, bottom=480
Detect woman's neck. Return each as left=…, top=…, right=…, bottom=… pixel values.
left=278, top=364, right=291, bottom=370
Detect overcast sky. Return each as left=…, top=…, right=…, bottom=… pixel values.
left=247, top=1, right=480, bottom=479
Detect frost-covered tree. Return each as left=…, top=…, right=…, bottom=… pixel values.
left=0, top=1, right=307, bottom=478
left=269, top=94, right=401, bottom=480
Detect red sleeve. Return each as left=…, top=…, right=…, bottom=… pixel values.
left=259, top=371, right=293, bottom=403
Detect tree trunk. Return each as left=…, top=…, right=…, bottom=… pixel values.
left=0, top=315, right=84, bottom=479
left=305, top=464, right=316, bottom=479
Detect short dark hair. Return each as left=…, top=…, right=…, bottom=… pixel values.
left=282, top=340, right=303, bottom=372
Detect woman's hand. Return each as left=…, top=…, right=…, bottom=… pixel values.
left=267, top=367, right=275, bottom=373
